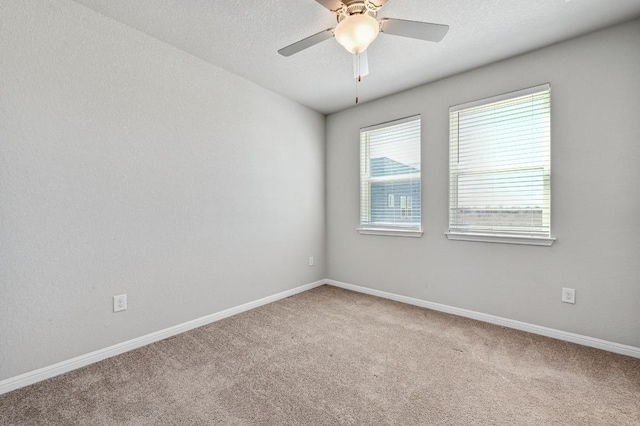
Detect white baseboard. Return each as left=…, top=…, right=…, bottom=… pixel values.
left=0, top=280, right=325, bottom=396
left=3, top=278, right=638, bottom=396
left=326, top=279, right=640, bottom=359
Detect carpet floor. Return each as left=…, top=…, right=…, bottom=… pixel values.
left=1, top=285, right=639, bottom=425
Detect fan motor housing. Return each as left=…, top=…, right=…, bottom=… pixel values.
left=336, top=1, right=381, bottom=23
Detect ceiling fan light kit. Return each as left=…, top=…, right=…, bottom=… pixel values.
left=278, top=0, right=449, bottom=104
left=334, top=13, right=380, bottom=54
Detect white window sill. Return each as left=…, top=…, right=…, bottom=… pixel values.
left=445, top=232, right=555, bottom=246
left=357, top=228, right=423, bottom=238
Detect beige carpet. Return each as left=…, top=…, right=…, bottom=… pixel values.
left=1, top=285, right=639, bottom=425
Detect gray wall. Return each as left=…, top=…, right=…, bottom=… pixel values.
left=327, top=19, right=640, bottom=348
left=0, top=0, right=325, bottom=380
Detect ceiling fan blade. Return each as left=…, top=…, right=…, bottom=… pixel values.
left=278, top=28, right=335, bottom=57
left=353, top=50, right=369, bottom=78
left=314, top=0, right=345, bottom=13
left=380, top=18, right=449, bottom=42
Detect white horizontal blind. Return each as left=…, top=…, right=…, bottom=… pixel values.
left=449, top=85, right=551, bottom=238
left=360, top=116, right=421, bottom=230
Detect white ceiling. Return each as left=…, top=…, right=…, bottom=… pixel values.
left=70, top=0, right=640, bottom=115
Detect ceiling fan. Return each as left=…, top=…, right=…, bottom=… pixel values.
left=278, top=0, right=449, bottom=102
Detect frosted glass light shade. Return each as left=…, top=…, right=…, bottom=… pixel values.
left=334, top=14, right=380, bottom=54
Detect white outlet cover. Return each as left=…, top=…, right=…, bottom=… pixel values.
left=561, top=288, right=576, bottom=304
left=113, top=294, right=127, bottom=312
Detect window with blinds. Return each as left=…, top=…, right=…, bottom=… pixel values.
left=448, top=84, right=551, bottom=242
left=360, top=115, right=421, bottom=234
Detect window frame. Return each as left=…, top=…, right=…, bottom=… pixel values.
left=357, top=115, right=423, bottom=238
left=446, top=84, right=555, bottom=246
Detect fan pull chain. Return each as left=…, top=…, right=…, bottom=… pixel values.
left=355, top=53, right=360, bottom=104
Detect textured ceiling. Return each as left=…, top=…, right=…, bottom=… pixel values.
left=69, top=0, right=640, bottom=114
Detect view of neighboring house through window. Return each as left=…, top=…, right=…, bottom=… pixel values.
left=448, top=84, right=551, bottom=240
left=360, top=115, right=421, bottom=232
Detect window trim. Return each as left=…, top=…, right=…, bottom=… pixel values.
left=445, top=232, right=555, bottom=246
left=447, top=84, right=554, bottom=245
left=449, top=84, right=550, bottom=113
left=358, top=228, right=424, bottom=238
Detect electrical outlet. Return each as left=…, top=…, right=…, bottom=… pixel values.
left=561, top=288, right=575, bottom=304
left=308, top=256, right=314, bottom=267
left=113, top=294, right=127, bottom=312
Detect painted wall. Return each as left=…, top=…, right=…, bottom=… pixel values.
left=327, top=20, right=640, bottom=348
left=0, top=0, right=325, bottom=380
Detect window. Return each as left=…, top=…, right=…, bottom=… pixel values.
left=447, top=84, right=554, bottom=245
left=359, top=115, right=422, bottom=237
